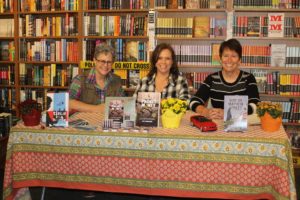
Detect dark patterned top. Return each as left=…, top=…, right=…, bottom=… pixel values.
left=133, top=73, right=190, bottom=100
left=189, top=70, right=260, bottom=114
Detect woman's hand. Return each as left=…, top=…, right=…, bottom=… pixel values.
left=195, top=105, right=224, bottom=120
left=208, top=108, right=224, bottom=120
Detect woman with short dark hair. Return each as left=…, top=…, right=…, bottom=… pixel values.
left=189, top=38, right=260, bottom=119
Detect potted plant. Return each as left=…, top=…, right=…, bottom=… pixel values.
left=256, top=101, right=283, bottom=132
left=19, top=99, right=42, bottom=126
left=161, top=98, right=188, bottom=128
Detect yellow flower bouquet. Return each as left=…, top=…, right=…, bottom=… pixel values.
left=161, top=98, right=188, bottom=128
left=256, top=102, right=283, bottom=119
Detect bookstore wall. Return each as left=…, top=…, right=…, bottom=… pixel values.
left=0, top=0, right=300, bottom=140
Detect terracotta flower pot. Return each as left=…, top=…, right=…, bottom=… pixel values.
left=22, top=111, right=41, bottom=126
left=260, top=112, right=282, bottom=132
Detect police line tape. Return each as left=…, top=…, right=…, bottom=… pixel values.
left=80, top=61, right=150, bottom=70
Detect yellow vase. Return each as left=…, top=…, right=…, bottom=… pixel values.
left=260, top=112, right=282, bottom=132
left=161, top=110, right=183, bottom=128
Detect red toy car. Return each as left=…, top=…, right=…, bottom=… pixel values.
left=190, top=115, right=217, bottom=132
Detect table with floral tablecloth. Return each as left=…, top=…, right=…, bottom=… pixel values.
left=3, top=112, right=297, bottom=200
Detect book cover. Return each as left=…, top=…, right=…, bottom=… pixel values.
left=211, top=43, right=221, bottom=65
left=194, top=16, right=210, bottom=37
left=224, top=95, right=248, bottom=132
left=247, top=16, right=260, bottom=37
left=125, top=41, right=138, bottom=62
left=268, top=13, right=284, bottom=37
left=271, top=44, right=286, bottom=67
left=251, top=69, right=267, bottom=93
left=46, top=92, right=69, bottom=127
left=105, top=97, right=136, bottom=128
left=185, top=0, right=199, bottom=9
left=128, top=69, right=140, bottom=88
left=136, top=92, right=161, bottom=127
left=214, top=17, right=226, bottom=37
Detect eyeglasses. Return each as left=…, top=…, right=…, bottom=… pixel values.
left=95, top=58, right=113, bottom=66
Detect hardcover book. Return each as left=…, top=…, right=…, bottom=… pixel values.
left=214, top=17, right=226, bottom=37
left=185, top=0, right=199, bottom=9
left=247, top=16, right=260, bottom=37
left=224, top=95, right=248, bottom=132
left=194, top=16, right=210, bottom=38
left=105, top=97, right=136, bottom=128
left=46, top=92, right=69, bottom=127
left=125, top=41, right=138, bottom=62
left=211, top=43, right=221, bottom=65
left=136, top=92, right=161, bottom=127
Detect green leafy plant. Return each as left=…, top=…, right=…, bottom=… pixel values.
left=19, top=99, right=42, bottom=115
left=256, top=101, right=283, bottom=119
left=161, top=98, right=187, bottom=115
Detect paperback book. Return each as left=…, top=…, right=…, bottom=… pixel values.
left=271, top=44, right=286, bottom=67
left=46, top=92, right=69, bottom=127
left=136, top=92, right=161, bottom=127
left=224, top=95, right=248, bottom=132
left=105, top=97, right=136, bottom=128
left=268, top=13, right=284, bottom=37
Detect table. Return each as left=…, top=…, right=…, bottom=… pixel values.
left=3, top=112, right=297, bottom=200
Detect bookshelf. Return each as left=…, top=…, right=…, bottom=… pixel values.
left=81, top=1, right=151, bottom=91
left=0, top=1, right=16, bottom=114
left=153, top=0, right=300, bottom=124
left=0, top=0, right=299, bottom=124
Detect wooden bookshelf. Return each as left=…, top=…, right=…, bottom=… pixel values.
left=0, top=0, right=299, bottom=121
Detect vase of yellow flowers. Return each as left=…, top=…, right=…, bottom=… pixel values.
left=161, top=98, right=188, bottom=128
left=256, top=102, right=283, bottom=132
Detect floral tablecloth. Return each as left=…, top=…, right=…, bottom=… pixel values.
left=3, top=112, right=297, bottom=200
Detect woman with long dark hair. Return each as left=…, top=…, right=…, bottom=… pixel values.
left=133, top=43, right=190, bottom=100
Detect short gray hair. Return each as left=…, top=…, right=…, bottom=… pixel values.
left=94, top=44, right=115, bottom=61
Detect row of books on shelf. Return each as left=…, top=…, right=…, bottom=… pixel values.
left=0, top=65, right=14, bottom=85
left=233, top=14, right=300, bottom=38
left=155, top=0, right=225, bottom=9
left=83, top=39, right=148, bottom=62
left=19, top=64, right=78, bottom=87
left=0, top=0, right=13, bottom=13
left=19, top=39, right=79, bottom=62
left=83, top=15, right=147, bottom=37
left=170, top=43, right=300, bottom=67
left=251, top=70, right=300, bottom=96
left=275, top=100, right=300, bottom=123
left=0, top=19, right=14, bottom=37
left=19, top=14, right=78, bottom=37
left=172, top=44, right=218, bottom=66
left=0, top=41, right=14, bottom=61
left=233, top=0, right=300, bottom=9
left=84, top=0, right=149, bottom=10
left=155, top=16, right=226, bottom=38
left=0, top=88, right=15, bottom=110
left=183, top=71, right=300, bottom=97
left=20, top=0, right=79, bottom=12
